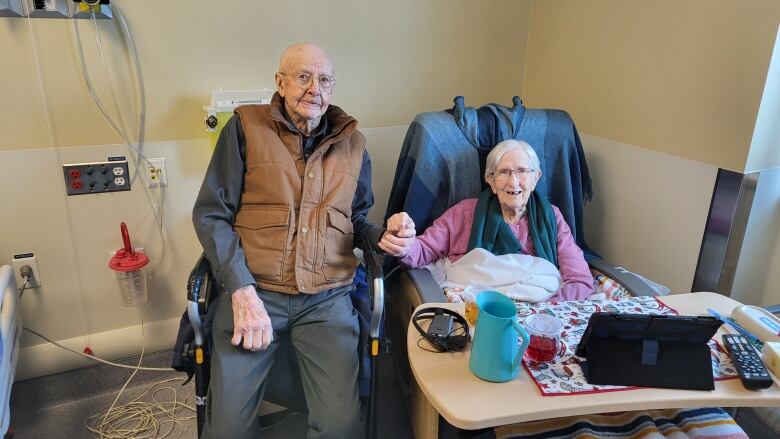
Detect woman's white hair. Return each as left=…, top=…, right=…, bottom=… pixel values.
left=484, top=139, right=541, bottom=180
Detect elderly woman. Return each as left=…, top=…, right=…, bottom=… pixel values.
left=380, top=139, right=594, bottom=301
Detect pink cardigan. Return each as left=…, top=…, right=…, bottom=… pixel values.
left=399, top=199, right=594, bottom=301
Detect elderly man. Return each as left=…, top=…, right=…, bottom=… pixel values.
left=193, top=43, right=412, bottom=438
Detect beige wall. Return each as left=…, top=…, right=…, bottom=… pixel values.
left=1, top=1, right=533, bottom=378
left=523, top=0, right=780, bottom=304
left=524, top=0, right=780, bottom=172
left=1, top=0, right=531, bottom=151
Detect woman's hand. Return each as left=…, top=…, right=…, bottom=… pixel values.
left=386, top=212, right=415, bottom=235
left=379, top=212, right=416, bottom=257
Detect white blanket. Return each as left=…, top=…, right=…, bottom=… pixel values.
left=424, top=248, right=562, bottom=302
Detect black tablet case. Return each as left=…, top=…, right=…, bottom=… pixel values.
left=577, top=313, right=722, bottom=391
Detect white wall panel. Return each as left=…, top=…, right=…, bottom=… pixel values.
left=581, top=134, right=719, bottom=294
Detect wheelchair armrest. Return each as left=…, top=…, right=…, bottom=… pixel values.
left=187, top=253, right=215, bottom=346
left=187, top=253, right=213, bottom=307
left=404, top=268, right=446, bottom=303
left=588, top=258, right=659, bottom=297
left=358, top=233, right=385, bottom=354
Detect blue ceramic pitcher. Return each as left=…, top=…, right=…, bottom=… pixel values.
left=469, top=291, right=530, bottom=382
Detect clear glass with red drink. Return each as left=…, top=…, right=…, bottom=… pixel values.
left=523, top=313, right=563, bottom=362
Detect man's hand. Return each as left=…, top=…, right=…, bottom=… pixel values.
left=230, top=285, right=273, bottom=351
left=378, top=212, right=416, bottom=257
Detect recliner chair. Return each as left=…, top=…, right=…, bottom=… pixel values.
left=383, top=97, right=669, bottom=438
left=175, top=232, right=386, bottom=438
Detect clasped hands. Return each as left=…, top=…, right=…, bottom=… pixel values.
left=378, top=212, right=416, bottom=258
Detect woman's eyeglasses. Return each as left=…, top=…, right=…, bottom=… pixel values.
left=492, top=167, right=534, bottom=181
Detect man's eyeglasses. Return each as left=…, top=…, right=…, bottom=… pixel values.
left=492, top=167, right=535, bottom=181
left=280, top=72, right=336, bottom=91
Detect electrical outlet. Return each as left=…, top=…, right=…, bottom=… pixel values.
left=11, top=253, right=41, bottom=288
left=146, top=158, right=167, bottom=188
left=62, top=159, right=131, bottom=196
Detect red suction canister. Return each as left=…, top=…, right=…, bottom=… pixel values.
left=108, top=222, right=149, bottom=306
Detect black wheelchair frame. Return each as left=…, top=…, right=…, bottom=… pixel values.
left=183, top=233, right=386, bottom=438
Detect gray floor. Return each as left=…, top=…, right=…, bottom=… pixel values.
left=9, top=349, right=413, bottom=439
left=8, top=349, right=776, bottom=438
left=10, top=351, right=198, bottom=439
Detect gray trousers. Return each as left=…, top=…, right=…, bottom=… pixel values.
left=202, top=285, right=362, bottom=439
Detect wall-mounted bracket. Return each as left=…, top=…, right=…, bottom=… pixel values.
left=0, top=0, right=23, bottom=17
left=27, top=0, right=70, bottom=19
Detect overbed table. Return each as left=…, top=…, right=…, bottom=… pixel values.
left=406, top=292, right=780, bottom=439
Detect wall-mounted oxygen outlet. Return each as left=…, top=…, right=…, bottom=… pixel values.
left=146, top=158, right=167, bottom=188
left=72, top=0, right=112, bottom=19
left=11, top=252, right=41, bottom=289
left=62, top=157, right=131, bottom=196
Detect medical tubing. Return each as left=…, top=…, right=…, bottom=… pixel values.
left=22, top=0, right=95, bottom=346
left=71, top=16, right=135, bottom=150
left=112, top=2, right=147, bottom=154
left=90, top=9, right=131, bottom=148
left=110, top=3, right=168, bottom=272
left=72, top=4, right=167, bottom=272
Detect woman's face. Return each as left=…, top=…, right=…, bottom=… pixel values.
left=486, top=148, right=541, bottom=214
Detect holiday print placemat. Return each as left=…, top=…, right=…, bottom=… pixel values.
left=514, top=296, right=738, bottom=396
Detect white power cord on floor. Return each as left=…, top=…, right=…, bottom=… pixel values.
left=22, top=327, right=170, bottom=372
left=23, top=325, right=197, bottom=438
left=91, top=319, right=195, bottom=439
left=97, top=316, right=146, bottom=439
left=84, top=378, right=196, bottom=439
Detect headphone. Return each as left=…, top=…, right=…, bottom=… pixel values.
left=412, top=307, right=470, bottom=352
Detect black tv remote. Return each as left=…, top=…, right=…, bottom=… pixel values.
left=722, top=334, right=774, bottom=390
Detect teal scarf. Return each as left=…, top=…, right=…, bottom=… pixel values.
left=467, top=189, right=559, bottom=267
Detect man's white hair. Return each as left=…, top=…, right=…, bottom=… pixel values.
left=278, top=43, right=335, bottom=75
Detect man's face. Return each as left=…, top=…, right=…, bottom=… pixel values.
left=275, top=47, right=334, bottom=129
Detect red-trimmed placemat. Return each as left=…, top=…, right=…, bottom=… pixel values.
left=514, top=296, right=738, bottom=396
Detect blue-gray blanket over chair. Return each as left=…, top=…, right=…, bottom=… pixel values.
left=384, top=96, right=598, bottom=260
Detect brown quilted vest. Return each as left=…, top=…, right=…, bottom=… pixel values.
left=233, top=95, right=365, bottom=294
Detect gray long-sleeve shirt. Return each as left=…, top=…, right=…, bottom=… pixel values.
left=192, top=113, right=383, bottom=294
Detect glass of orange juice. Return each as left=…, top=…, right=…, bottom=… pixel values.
left=463, top=285, right=490, bottom=326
